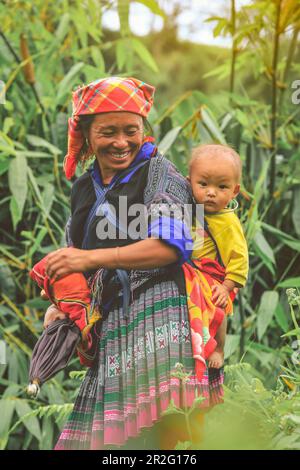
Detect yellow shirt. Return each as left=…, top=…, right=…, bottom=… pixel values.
left=192, top=208, right=249, bottom=287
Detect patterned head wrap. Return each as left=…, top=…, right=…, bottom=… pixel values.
left=63, top=77, right=155, bottom=179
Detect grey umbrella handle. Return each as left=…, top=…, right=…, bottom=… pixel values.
left=26, top=378, right=41, bottom=399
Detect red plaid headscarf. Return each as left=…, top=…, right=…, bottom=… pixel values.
left=63, top=77, right=155, bottom=179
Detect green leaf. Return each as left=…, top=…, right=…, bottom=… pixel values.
left=0, top=159, right=10, bottom=176
left=257, top=291, right=279, bottom=340
left=15, top=400, right=42, bottom=442
left=55, top=13, right=70, bottom=42
left=39, top=415, right=54, bottom=450
left=28, top=226, right=48, bottom=257
left=200, top=107, right=226, bottom=143
left=55, top=62, right=85, bottom=106
left=137, top=0, right=166, bottom=17
left=0, top=262, right=16, bottom=300
left=292, top=186, right=300, bottom=236
left=116, top=39, right=129, bottom=70
left=274, top=302, right=289, bottom=333
left=131, top=38, right=158, bottom=72
left=24, top=297, right=51, bottom=310
left=26, top=135, right=62, bottom=155
left=117, top=0, right=130, bottom=36
left=42, top=183, right=55, bottom=217
left=0, top=399, right=15, bottom=450
left=281, top=327, right=300, bottom=337
left=213, top=18, right=228, bottom=37
left=90, top=46, right=105, bottom=72
left=253, top=230, right=276, bottom=264
left=8, top=154, right=28, bottom=218
left=224, top=334, right=240, bottom=359
left=158, top=126, right=182, bottom=154
left=3, top=117, right=14, bottom=135
left=9, top=195, right=21, bottom=230
left=261, top=222, right=300, bottom=252
left=278, top=277, right=300, bottom=288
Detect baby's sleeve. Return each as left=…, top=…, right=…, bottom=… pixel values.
left=215, top=217, right=249, bottom=287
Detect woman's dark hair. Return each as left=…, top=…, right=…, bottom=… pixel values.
left=142, top=117, right=154, bottom=136
left=77, top=113, right=153, bottom=163
left=77, top=114, right=96, bottom=164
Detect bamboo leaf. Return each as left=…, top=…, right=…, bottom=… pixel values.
left=253, top=230, right=276, bottom=265
left=26, top=135, right=62, bottom=155
left=137, top=0, right=165, bottom=17
left=277, top=277, right=300, bottom=288
left=158, top=126, right=182, bottom=154
left=292, top=186, right=300, bottom=236
left=274, top=302, right=289, bottom=333
left=55, top=13, right=70, bottom=42
left=131, top=38, right=158, bottom=72
left=28, top=226, right=48, bottom=258
left=200, top=107, right=226, bottom=143
left=0, top=159, right=10, bottom=176
left=116, top=39, right=129, bottom=70
left=0, top=262, right=16, bottom=299
left=257, top=291, right=279, bottom=340
left=9, top=196, right=21, bottom=231
left=262, top=222, right=300, bottom=252
left=90, top=46, right=105, bottom=72
left=15, top=400, right=42, bottom=441
left=281, top=328, right=300, bottom=337
left=55, top=62, right=85, bottom=106
left=8, top=154, right=28, bottom=218
left=117, top=0, right=130, bottom=36
left=0, top=399, right=15, bottom=450
left=224, top=334, right=240, bottom=359
left=39, top=415, right=54, bottom=450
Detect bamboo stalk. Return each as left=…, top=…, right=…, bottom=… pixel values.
left=230, top=0, right=237, bottom=97
left=20, top=34, right=35, bottom=84
left=238, top=291, right=245, bottom=360
left=279, top=25, right=300, bottom=109
left=0, top=29, right=51, bottom=128
left=269, top=0, right=282, bottom=197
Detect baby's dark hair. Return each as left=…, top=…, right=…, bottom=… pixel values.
left=189, top=143, right=242, bottom=182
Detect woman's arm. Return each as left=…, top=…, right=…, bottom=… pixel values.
left=45, top=238, right=178, bottom=281
left=89, top=238, right=178, bottom=270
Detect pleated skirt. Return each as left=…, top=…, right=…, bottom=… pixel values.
left=54, top=279, right=224, bottom=450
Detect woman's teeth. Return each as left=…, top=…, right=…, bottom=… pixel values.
left=111, top=151, right=130, bottom=159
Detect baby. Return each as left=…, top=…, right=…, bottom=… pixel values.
left=187, top=144, right=248, bottom=370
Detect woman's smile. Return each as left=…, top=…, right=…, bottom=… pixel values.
left=88, top=112, right=144, bottom=180
left=104, top=147, right=136, bottom=162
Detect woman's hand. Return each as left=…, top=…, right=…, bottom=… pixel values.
left=44, top=304, right=67, bottom=329
left=45, top=247, right=91, bottom=281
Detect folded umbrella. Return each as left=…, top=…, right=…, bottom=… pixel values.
left=26, top=318, right=81, bottom=398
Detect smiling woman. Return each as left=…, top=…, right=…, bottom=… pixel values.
left=86, top=112, right=144, bottom=184
left=37, top=76, right=226, bottom=450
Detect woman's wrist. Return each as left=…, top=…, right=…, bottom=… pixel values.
left=85, top=247, right=118, bottom=271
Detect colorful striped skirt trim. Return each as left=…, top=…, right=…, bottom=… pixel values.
left=54, top=279, right=224, bottom=450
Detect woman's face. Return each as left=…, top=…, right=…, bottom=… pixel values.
left=88, top=112, right=144, bottom=177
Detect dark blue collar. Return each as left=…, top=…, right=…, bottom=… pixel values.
left=89, top=141, right=156, bottom=188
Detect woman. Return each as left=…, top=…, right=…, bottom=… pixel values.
left=45, top=77, right=224, bottom=450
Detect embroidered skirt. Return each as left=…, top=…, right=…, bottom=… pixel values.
left=54, top=279, right=224, bottom=450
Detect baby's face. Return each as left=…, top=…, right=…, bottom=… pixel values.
left=188, top=153, right=240, bottom=213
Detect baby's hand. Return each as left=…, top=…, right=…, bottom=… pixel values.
left=211, top=284, right=229, bottom=309
left=43, top=305, right=67, bottom=329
